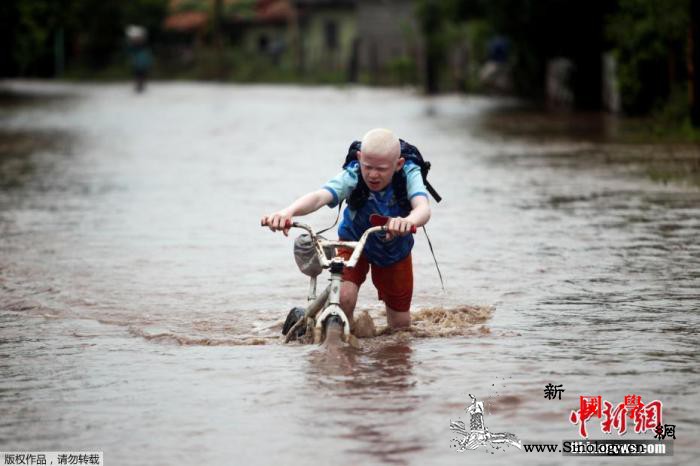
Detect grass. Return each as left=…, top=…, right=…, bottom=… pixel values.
left=480, top=104, right=700, bottom=188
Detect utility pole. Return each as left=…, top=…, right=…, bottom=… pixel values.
left=213, top=0, right=224, bottom=79
left=418, top=0, right=443, bottom=95
left=54, top=28, right=65, bottom=77
left=690, top=0, right=700, bottom=126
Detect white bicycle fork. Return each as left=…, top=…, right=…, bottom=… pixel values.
left=312, top=259, right=352, bottom=343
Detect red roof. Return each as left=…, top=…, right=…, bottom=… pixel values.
left=163, top=11, right=208, bottom=32
left=255, top=0, right=295, bottom=22
left=164, top=0, right=294, bottom=31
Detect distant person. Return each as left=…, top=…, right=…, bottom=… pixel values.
left=125, top=25, right=152, bottom=93
left=479, top=35, right=512, bottom=93
left=487, top=36, right=510, bottom=64
left=546, top=58, right=575, bottom=109
left=261, top=129, right=433, bottom=332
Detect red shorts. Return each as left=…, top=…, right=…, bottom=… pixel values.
left=336, top=248, right=413, bottom=312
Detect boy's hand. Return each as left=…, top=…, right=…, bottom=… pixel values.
left=385, top=217, right=415, bottom=241
left=261, top=210, right=293, bottom=236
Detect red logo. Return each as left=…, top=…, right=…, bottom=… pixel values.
left=570, top=395, right=662, bottom=438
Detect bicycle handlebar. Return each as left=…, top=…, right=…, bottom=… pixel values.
left=288, top=221, right=383, bottom=268
left=260, top=215, right=417, bottom=235
left=261, top=215, right=417, bottom=269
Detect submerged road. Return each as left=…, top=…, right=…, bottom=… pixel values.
left=0, top=81, right=698, bottom=465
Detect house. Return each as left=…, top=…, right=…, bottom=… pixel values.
left=162, top=0, right=295, bottom=67
left=162, top=0, right=423, bottom=83
left=292, top=0, right=357, bottom=77
left=294, top=0, right=421, bottom=82
left=161, top=0, right=216, bottom=66
left=355, top=0, right=420, bottom=83
left=227, top=0, right=295, bottom=63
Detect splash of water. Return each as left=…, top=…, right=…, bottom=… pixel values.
left=411, top=305, right=494, bottom=337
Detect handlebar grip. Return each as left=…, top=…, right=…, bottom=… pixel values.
left=370, top=214, right=418, bottom=234
left=260, top=218, right=293, bottom=228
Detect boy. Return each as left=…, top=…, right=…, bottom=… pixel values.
left=261, top=128, right=431, bottom=331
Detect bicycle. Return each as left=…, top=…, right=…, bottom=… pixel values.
left=264, top=214, right=416, bottom=346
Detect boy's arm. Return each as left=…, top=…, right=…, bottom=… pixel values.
left=386, top=195, right=431, bottom=238
left=406, top=195, right=431, bottom=227
left=261, top=189, right=334, bottom=236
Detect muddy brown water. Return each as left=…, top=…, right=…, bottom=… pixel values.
left=0, top=81, right=698, bottom=465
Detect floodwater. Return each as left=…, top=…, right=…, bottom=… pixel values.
left=0, top=81, right=698, bottom=465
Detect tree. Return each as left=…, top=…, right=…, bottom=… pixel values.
left=0, top=0, right=168, bottom=77
left=606, top=0, right=690, bottom=115
left=416, top=0, right=450, bottom=94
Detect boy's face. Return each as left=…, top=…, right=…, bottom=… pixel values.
left=357, top=149, right=404, bottom=192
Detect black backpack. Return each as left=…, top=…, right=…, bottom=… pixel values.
left=342, top=139, right=442, bottom=210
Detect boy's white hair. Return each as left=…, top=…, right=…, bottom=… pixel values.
left=360, top=128, right=400, bottom=159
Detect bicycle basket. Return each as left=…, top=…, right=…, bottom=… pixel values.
left=294, top=233, right=326, bottom=277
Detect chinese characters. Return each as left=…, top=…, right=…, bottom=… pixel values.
left=569, top=395, right=663, bottom=438
left=544, top=383, right=565, bottom=400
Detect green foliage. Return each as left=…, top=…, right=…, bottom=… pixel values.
left=176, top=0, right=210, bottom=13
left=387, top=56, right=418, bottom=85
left=606, top=0, right=689, bottom=57
left=606, top=0, right=690, bottom=115
left=0, top=0, right=168, bottom=77
left=460, top=19, right=492, bottom=92
left=653, top=85, right=692, bottom=128
left=464, top=19, right=492, bottom=64
left=225, top=0, right=256, bottom=20
left=415, top=0, right=452, bottom=92
left=613, top=85, right=700, bottom=143
left=416, top=0, right=610, bottom=101
left=420, top=0, right=694, bottom=117
left=14, top=1, right=53, bottom=74
left=156, top=47, right=303, bottom=84
left=69, top=0, right=168, bottom=68
left=1, top=0, right=67, bottom=75
left=123, top=0, right=170, bottom=35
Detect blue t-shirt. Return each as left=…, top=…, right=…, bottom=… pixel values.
left=323, top=161, right=428, bottom=266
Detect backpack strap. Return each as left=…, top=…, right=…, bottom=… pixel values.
left=399, top=139, right=442, bottom=203
left=347, top=169, right=370, bottom=210
left=317, top=200, right=343, bottom=235
left=422, top=225, right=445, bottom=291
left=424, top=179, right=442, bottom=203
left=342, top=140, right=362, bottom=168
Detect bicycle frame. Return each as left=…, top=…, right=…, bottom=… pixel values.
left=283, top=221, right=386, bottom=345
